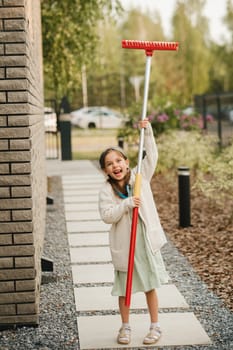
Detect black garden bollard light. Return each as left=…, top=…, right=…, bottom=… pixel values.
left=178, top=166, right=191, bottom=227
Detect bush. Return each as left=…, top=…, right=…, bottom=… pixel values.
left=195, top=142, right=233, bottom=208
left=156, top=129, right=232, bottom=214
left=118, top=98, right=214, bottom=143
left=156, top=130, right=218, bottom=174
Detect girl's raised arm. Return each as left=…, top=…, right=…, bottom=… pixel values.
left=139, top=122, right=158, bottom=180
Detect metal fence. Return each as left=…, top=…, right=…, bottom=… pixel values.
left=194, top=92, right=233, bottom=146
left=44, top=99, right=60, bottom=159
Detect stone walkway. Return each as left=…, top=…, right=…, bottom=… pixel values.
left=47, top=160, right=211, bottom=349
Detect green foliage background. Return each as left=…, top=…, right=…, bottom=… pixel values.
left=41, top=0, right=233, bottom=110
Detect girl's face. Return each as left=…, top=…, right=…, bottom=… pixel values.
left=104, top=150, right=129, bottom=183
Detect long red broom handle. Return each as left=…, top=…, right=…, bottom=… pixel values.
left=125, top=53, right=151, bottom=307
left=122, top=40, right=179, bottom=307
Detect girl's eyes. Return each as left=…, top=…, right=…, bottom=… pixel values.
left=106, top=158, right=123, bottom=166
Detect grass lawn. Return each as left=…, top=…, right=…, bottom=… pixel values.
left=71, top=127, right=119, bottom=160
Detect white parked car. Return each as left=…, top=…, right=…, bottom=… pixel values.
left=182, top=106, right=195, bottom=115
left=44, top=107, right=57, bottom=132
left=71, top=106, right=124, bottom=129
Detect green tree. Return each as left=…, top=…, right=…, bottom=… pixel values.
left=224, top=0, right=233, bottom=42
left=208, top=0, right=233, bottom=92
left=223, top=0, right=233, bottom=91
left=41, top=0, right=121, bottom=106
left=86, top=17, right=123, bottom=109
left=171, top=0, right=211, bottom=104
left=220, top=0, right=232, bottom=91
left=74, top=9, right=168, bottom=110
left=120, top=9, right=166, bottom=105
left=43, top=1, right=232, bottom=113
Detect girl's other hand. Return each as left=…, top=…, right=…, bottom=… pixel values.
left=138, top=118, right=149, bottom=129
left=132, top=196, right=141, bottom=207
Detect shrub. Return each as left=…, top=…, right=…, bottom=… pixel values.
left=118, top=98, right=214, bottom=143
left=117, top=102, right=142, bottom=145
left=156, top=129, right=232, bottom=214
left=156, top=130, right=218, bottom=174
left=148, top=99, right=179, bottom=135
left=195, top=141, right=233, bottom=209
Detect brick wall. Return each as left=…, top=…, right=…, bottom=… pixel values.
left=0, top=0, right=46, bottom=326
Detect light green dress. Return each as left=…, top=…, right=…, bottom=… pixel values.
left=111, top=216, right=169, bottom=296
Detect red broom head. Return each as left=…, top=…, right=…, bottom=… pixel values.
left=122, top=40, right=179, bottom=56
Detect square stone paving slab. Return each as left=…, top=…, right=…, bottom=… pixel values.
left=62, top=174, right=102, bottom=179
left=78, top=313, right=211, bottom=349
left=67, top=221, right=110, bottom=233
left=74, top=285, right=189, bottom=311
left=68, top=233, right=108, bottom=247
left=70, top=246, right=111, bottom=263
left=62, top=183, right=102, bottom=191
left=62, top=175, right=102, bottom=182
left=47, top=160, right=99, bottom=176
left=63, top=189, right=100, bottom=196
left=65, top=211, right=101, bottom=221
left=63, top=195, right=98, bottom=203
left=72, top=264, right=114, bottom=284
left=65, top=203, right=98, bottom=211
left=62, top=175, right=103, bottom=183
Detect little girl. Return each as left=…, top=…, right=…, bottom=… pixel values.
left=98, top=119, right=169, bottom=345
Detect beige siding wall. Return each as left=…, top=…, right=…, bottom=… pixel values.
left=0, top=0, right=46, bottom=326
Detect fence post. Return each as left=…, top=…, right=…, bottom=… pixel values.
left=216, top=96, right=222, bottom=148
left=202, top=95, right=207, bottom=130
left=178, top=166, right=191, bottom=227
left=118, top=137, right=124, bottom=148
left=60, top=114, right=72, bottom=160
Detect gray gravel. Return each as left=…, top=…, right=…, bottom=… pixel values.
left=0, top=175, right=232, bottom=350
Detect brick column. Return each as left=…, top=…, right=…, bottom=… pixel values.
left=0, top=0, right=46, bottom=327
